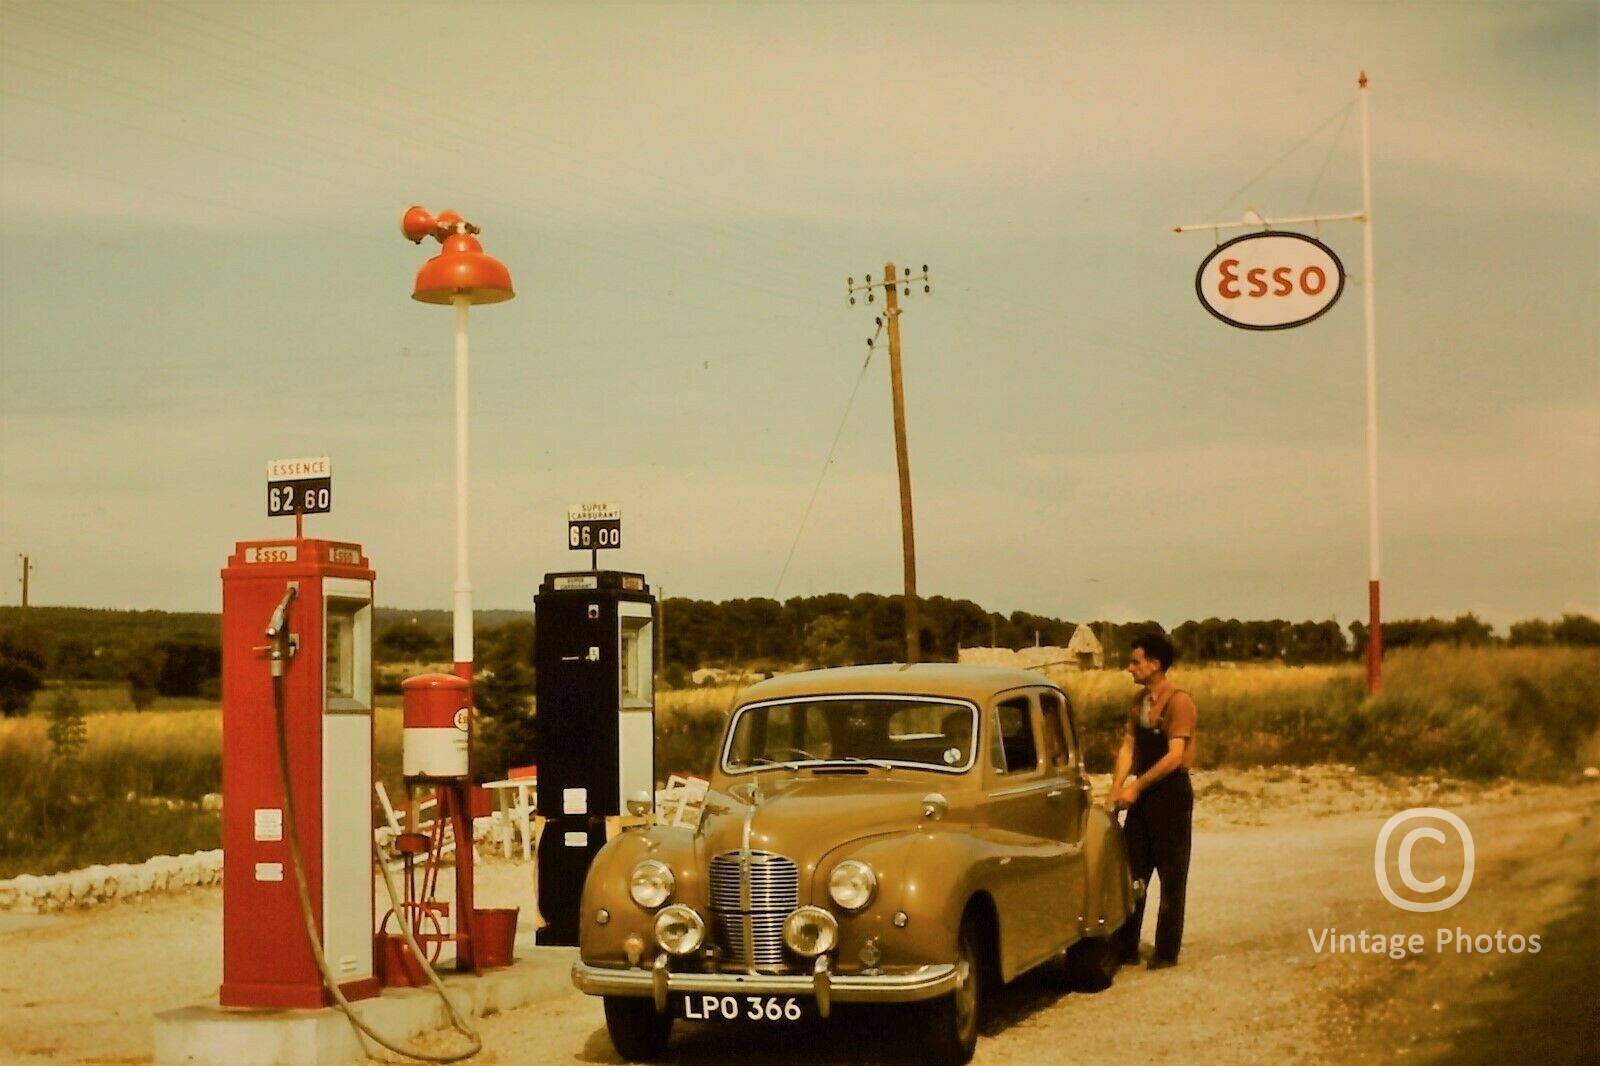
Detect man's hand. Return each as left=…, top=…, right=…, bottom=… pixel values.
left=1117, top=781, right=1140, bottom=809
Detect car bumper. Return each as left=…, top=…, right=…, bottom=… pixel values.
left=572, top=957, right=960, bottom=1017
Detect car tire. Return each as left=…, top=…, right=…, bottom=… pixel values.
left=923, top=914, right=983, bottom=1066
left=1065, top=934, right=1118, bottom=993
left=602, top=996, right=673, bottom=1062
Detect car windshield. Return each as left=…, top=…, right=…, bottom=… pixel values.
left=723, top=696, right=978, bottom=774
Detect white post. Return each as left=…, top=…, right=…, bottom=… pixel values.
left=453, top=294, right=473, bottom=674
left=1358, top=71, right=1382, bottom=693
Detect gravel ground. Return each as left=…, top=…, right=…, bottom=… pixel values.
left=3, top=766, right=1595, bottom=1066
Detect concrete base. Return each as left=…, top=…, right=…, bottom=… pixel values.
left=154, top=946, right=577, bottom=1066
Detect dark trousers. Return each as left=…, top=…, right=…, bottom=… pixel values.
left=1114, top=772, right=1193, bottom=962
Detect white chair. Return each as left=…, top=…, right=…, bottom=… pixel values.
left=482, top=768, right=538, bottom=860
left=654, top=774, right=709, bottom=828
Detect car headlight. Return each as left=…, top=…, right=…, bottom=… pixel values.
left=828, top=859, right=877, bottom=912
left=783, top=906, right=839, bottom=957
left=628, top=859, right=676, bottom=909
left=653, top=904, right=705, bottom=956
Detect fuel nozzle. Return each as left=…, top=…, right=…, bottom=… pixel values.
left=266, top=585, right=298, bottom=676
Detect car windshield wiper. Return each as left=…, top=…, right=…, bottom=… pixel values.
left=743, top=756, right=805, bottom=770
left=817, top=756, right=895, bottom=771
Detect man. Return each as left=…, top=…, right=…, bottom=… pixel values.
left=1108, top=631, right=1197, bottom=969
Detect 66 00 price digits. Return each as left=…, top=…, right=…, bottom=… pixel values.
left=569, top=522, right=620, bottom=549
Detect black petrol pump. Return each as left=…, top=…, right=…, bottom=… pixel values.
left=533, top=571, right=657, bottom=945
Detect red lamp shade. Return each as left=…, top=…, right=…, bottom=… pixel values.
left=412, top=232, right=515, bottom=305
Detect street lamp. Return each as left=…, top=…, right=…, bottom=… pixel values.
left=401, top=206, right=515, bottom=682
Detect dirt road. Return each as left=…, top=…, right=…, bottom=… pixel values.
left=4, top=768, right=1596, bottom=1065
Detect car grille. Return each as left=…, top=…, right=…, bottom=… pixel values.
left=709, top=850, right=799, bottom=968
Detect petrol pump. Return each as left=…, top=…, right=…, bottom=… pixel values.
left=532, top=570, right=656, bottom=945
left=219, top=539, right=377, bottom=1009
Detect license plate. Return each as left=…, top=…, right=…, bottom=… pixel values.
left=678, top=993, right=808, bottom=1022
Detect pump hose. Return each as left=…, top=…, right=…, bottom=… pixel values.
left=271, top=670, right=482, bottom=1062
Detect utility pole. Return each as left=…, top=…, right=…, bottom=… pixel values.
left=848, top=262, right=931, bottom=665
left=17, top=554, right=30, bottom=608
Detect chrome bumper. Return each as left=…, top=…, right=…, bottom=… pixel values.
left=572, top=957, right=960, bottom=1018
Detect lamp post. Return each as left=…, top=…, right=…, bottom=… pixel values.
left=401, top=207, right=515, bottom=683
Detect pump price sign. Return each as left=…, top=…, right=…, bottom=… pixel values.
left=266, top=456, right=332, bottom=517
left=568, top=502, right=621, bottom=551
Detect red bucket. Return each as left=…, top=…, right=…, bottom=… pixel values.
left=474, top=907, right=520, bottom=968
left=377, top=932, right=427, bottom=987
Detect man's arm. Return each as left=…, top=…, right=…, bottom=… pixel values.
left=1108, top=725, right=1135, bottom=807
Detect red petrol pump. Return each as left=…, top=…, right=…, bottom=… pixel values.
left=220, top=538, right=377, bottom=1009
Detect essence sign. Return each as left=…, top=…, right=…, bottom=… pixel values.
left=1196, top=232, right=1346, bottom=330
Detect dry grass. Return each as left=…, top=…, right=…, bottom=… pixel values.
left=3, top=648, right=1594, bottom=877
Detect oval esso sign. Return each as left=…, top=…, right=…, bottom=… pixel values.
left=1195, top=232, right=1345, bottom=330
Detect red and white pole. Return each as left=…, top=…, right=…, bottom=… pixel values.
left=1358, top=72, right=1383, bottom=695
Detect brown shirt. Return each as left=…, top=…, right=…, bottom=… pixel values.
left=1128, top=678, right=1198, bottom=771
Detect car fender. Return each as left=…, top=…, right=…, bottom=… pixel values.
left=578, top=827, right=700, bottom=962
left=823, top=826, right=1036, bottom=980
left=1079, top=806, right=1135, bottom=936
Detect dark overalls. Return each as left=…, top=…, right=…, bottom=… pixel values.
left=1113, top=708, right=1193, bottom=964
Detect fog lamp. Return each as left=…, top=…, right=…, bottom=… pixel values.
left=653, top=904, right=705, bottom=956
left=783, top=906, right=839, bottom=957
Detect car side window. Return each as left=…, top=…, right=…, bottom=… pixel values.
left=991, top=697, right=1039, bottom=775
left=1038, top=690, right=1074, bottom=772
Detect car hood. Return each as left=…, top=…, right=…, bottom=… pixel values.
left=696, top=774, right=945, bottom=873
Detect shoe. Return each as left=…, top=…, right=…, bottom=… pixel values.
left=1145, top=956, right=1178, bottom=970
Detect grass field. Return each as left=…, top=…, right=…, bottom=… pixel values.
left=2, top=647, right=1595, bottom=878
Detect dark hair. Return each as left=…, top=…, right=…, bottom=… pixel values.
left=1130, top=631, right=1177, bottom=671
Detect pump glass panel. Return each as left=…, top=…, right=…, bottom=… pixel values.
left=324, top=594, right=372, bottom=712
left=619, top=615, right=653, bottom=708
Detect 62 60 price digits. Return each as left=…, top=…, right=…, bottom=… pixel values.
left=267, top=479, right=332, bottom=516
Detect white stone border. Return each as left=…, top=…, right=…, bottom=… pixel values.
left=0, top=850, right=224, bottom=914
left=2, top=816, right=508, bottom=915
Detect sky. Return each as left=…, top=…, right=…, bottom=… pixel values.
left=1, top=1, right=1596, bottom=634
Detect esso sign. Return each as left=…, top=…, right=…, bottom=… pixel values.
left=1195, top=232, right=1345, bottom=330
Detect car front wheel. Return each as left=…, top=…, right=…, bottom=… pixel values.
left=922, top=914, right=983, bottom=1066
left=602, top=996, right=673, bottom=1062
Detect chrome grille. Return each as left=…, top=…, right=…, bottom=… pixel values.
left=708, top=851, right=799, bottom=967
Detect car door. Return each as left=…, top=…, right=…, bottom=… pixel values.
left=1038, top=688, right=1091, bottom=935
left=983, top=691, right=1074, bottom=974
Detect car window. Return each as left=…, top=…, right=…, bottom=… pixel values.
left=990, top=696, right=1039, bottom=775
left=724, top=697, right=977, bottom=772
left=1038, top=690, right=1074, bottom=771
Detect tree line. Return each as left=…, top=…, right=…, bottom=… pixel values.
left=1, top=600, right=1596, bottom=717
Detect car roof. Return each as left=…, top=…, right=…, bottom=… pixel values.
left=736, top=662, right=1060, bottom=706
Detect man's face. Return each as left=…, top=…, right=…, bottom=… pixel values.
left=1127, top=647, right=1162, bottom=687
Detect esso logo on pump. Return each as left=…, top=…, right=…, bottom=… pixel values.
left=1195, top=231, right=1346, bottom=330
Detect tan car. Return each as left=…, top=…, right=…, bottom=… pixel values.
left=570, top=663, right=1139, bottom=1064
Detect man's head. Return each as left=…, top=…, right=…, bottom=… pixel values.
left=1127, top=631, right=1176, bottom=687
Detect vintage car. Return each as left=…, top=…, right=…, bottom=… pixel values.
left=570, top=663, right=1139, bottom=1064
